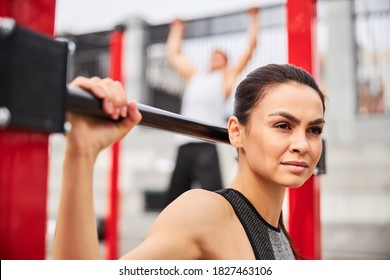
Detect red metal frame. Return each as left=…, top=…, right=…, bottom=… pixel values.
left=0, top=0, right=56, bottom=259
left=287, top=0, right=322, bottom=259
left=105, top=28, right=124, bottom=260
left=0, top=0, right=56, bottom=35
left=0, top=0, right=321, bottom=260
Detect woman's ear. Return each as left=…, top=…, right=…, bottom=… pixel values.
left=228, top=116, right=244, bottom=148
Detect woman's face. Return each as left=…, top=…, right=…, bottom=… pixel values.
left=239, top=83, right=325, bottom=188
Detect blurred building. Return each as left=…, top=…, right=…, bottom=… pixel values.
left=320, top=0, right=390, bottom=259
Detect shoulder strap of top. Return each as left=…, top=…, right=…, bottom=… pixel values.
left=216, top=188, right=276, bottom=260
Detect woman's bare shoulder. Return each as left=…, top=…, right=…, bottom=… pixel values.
left=119, top=189, right=237, bottom=260
left=170, top=189, right=233, bottom=218
left=157, top=188, right=235, bottom=236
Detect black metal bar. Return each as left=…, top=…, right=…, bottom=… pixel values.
left=67, top=85, right=230, bottom=144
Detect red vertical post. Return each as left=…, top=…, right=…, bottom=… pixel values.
left=287, top=0, right=322, bottom=259
left=105, top=26, right=125, bottom=260
left=0, top=0, right=56, bottom=259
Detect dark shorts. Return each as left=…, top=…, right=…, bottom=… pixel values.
left=165, top=142, right=223, bottom=205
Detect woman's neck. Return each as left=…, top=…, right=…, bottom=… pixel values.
left=228, top=164, right=287, bottom=228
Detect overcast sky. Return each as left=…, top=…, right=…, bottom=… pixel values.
left=55, top=0, right=281, bottom=34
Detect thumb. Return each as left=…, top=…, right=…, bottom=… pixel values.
left=117, top=100, right=142, bottom=132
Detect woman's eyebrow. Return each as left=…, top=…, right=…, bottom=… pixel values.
left=268, top=111, right=325, bottom=126
left=268, top=111, right=300, bottom=124
left=309, top=118, right=325, bottom=126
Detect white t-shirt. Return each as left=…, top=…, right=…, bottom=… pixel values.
left=175, top=71, right=226, bottom=145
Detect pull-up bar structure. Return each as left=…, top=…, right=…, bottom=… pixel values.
left=0, top=20, right=229, bottom=144
left=0, top=16, right=231, bottom=261
left=0, top=21, right=229, bottom=261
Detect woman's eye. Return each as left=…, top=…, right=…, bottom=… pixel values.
left=308, top=126, right=323, bottom=135
left=275, top=123, right=291, bottom=130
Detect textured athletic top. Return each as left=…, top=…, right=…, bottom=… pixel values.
left=217, top=188, right=295, bottom=260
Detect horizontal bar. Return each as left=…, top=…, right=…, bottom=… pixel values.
left=66, top=85, right=230, bottom=144
left=148, top=3, right=285, bottom=44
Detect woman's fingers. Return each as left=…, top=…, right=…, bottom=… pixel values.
left=70, top=76, right=142, bottom=133
left=100, top=78, right=128, bottom=120
left=70, top=76, right=106, bottom=98
left=71, top=76, right=129, bottom=120
left=171, top=18, right=185, bottom=29
left=114, top=100, right=142, bottom=138
left=248, top=7, right=259, bottom=15
left=114, top=81, right=129, bottom=118
left=127, top=100, right=142, bottom=124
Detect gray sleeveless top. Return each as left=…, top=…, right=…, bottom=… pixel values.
left=217, top=188, right=295, bottom=260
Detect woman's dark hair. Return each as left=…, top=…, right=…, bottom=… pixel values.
left=233, top=64, right=325, bottom=259
left=234, top=63, right=325, bottom=126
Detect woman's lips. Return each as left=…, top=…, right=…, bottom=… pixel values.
left=281, top=161, right=309, bottom=173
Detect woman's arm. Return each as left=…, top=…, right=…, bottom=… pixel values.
left=52, top=76, right=141, bottom=259
left=52, top=78, right=226, bottom=260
